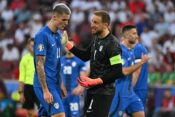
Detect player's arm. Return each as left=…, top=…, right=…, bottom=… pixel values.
left=69, top=46, right=91, bottom=61
left=36, top=55, right=53, bottom=104
left=18, top=58, right=25, bottom=93
left=18, top=57, right=25, bottom=103
left=122, top=55, right=148, bottom=76
left=132, top=67, right=141, bottom=86
left=61, top=31, right=91, bottom=61
left=78, top=41, right=124, bottom=87
left=36, top=55, right=48, bottom=91
left=72, top=62, right=86, bottom=95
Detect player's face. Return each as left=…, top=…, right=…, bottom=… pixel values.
left=28, top=41, right=34, bottom=54
left=126, top=28, right=138, bottom=44
left=54, top=13, right=70, bottom=30
left=91, top=15, right=104, bottom=35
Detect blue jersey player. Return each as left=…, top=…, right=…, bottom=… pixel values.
left=109, top=25, right=149, bottom=117
left=127, top=42, right=148, bottom=114
left=33, top=3, right=71, bottom=117
left=61, top=47, right=86, bottom=117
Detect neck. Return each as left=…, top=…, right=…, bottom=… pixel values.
left=99, top=28, right=110, bottom=39
left=48, top=21, right=57, bottom=33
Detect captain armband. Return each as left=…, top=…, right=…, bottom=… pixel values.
left=109, top=55, right=122, bottom=65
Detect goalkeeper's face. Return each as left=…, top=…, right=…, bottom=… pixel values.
left=91, top=15, right=104, bottom=35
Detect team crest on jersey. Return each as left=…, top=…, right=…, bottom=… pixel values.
left=118, top=111, right=123, bottom=116
left=54, top=102, right=59, bottom=109
left=99, top=45, right=103, bottom=51
left=38, top=44, right=44, bottom=51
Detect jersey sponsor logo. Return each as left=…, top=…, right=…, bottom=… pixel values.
left=38, top=44, right=44, bottom=51
left=54, top=102, right=59, bottom=109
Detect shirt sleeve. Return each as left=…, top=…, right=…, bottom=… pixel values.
left=19, top=57, right=25, bottom=82
left=134, top=44, right=148, bottom=63
left=100, top=40, right=123, bottom=83
left=34, top=33, right=47, bottom=56
left=107, top=40, right=122, bottom=65
left=70, top=41, right=92, bottom=61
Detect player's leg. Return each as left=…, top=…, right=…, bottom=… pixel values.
left=83, top=92, right=93, bottom=116
left=34, top=87, right=65, bottom=117
left=85, top=93, right=114, bottom=117
left=132, top=111, right=144, bottom=117
left=62, top=95, right=70, bottom=117
left=23, top=84, right=36, bottom=117
left=109, top=91, right=120, bottom=117
left=126, top=95, right=145, bottom=117
left=69, top=95, right=80, bottom=117
left=134, top=90, right=147, bottom=110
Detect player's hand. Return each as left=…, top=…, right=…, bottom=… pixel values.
left=61, top=31, right=68, bottom=46
left=61, top=82, right=67, bottom=99
left=72, top=85, right=84, bottom=96
left=43, top=90, right=53, bottom=104
left=61, top=31, right=73, bottom=50
left=140, top=54, right=149, bottom=64
left=19, top=93, right=25, bottom=103
left=77, top=76, right=103, bottom=88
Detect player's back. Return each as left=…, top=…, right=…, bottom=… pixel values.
left=33, top=26, right=62, bottom=87
left=133, top=43, right=148, bottom=91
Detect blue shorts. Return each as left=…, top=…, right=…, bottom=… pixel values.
left=126, top=90, right=147, bottom=115
left=109, top=92, right=144, bottom=117
left=34, top=87, right=64, bottom=116
left=134, top=90, right=147, bottom=108
left=63, top=93, right=80, bottom=117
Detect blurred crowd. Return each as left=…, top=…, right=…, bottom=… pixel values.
left=0, top=0, right=175, bottom=82
left=0, top=0, right=175, bottom=116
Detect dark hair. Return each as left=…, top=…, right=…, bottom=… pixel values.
left=122, top=25, right=136, bottom=34
left=94, top=10, right=110, bottom=25
left=52, top=3, right=71, bottom=15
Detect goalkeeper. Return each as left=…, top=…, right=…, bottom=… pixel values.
left=62, top=10, right=123, bottom=117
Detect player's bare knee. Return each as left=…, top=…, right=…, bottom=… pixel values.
left=51, top=112, right=65, bottom=117
left=132, top=111, right=145, bottom=117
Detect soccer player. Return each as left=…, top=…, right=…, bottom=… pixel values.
left=109, top=25, right=149, bottom=117
left=33, top=3, right=71, bottom=117
left=18, top=38, right=39, bottom=117
left=127, top=39, right=149, bottom=114
left=62, top=10, right=123, bottom=117
left=61, top=46, right=86, bottom=117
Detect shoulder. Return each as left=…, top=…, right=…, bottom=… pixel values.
left=35, top=27, right=49, bottom=40
left=134, top=43, right=148, bottom=53
left=20, top=53, right=30, bottom=63
left=106, top=34, right=120, bottom=48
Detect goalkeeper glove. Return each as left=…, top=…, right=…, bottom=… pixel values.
left=61, top=31, right=73, bottom=50
left=78, top=76, right=103, bottom=88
